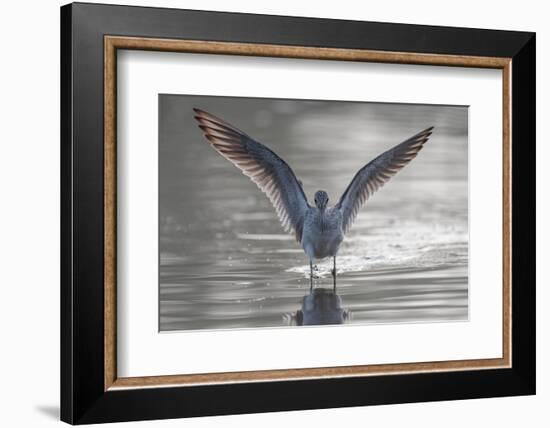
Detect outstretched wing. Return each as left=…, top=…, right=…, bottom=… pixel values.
left=194, top=108, right=310, bottom=242
left=336, top=126, right=434, bottom=234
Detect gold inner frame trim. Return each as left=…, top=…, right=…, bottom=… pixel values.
left=104, top=35, right=512, bottom=391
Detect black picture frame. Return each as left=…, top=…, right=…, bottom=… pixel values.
left=61, top=2, right=535, bottom=424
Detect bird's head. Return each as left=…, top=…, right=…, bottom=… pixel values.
left=314, top=190, right=329, bottom=211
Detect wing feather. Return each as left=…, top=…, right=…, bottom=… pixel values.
left=194, top=108, right=310, bottom=241
left=336, top=127, right=434, bottom=234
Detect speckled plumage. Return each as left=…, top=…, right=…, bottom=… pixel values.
left=193, top=108, right=433, bottom=288
left=302, top=206, right=344, bottom=260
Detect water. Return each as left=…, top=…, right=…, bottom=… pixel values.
left=159, top=95, right=468, bottom=332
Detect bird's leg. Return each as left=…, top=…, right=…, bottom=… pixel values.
left=309, top=260, right=313, bottom=292
left=332, top=256, right=337, bottom=292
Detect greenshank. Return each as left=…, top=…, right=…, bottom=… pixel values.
left=194, top=108, right=433, bottom=289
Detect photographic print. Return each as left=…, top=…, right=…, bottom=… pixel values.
left=159, top=95, right=468, bottom=332
left=62, top=6, right=534, bottom=421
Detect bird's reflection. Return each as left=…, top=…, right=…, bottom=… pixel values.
left=291, top=288, right=350, bottom=326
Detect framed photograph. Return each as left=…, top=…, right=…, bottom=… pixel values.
left=60, top=2, right=535, bottom=424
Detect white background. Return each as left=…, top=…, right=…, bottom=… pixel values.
left=0, top=0, right=546, bottom=427
left=118, top=52, right=503, bottom=377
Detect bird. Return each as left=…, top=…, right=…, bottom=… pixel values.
left=193, top=108, right=433, bottom=290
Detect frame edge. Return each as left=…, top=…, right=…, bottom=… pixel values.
left=104, top=35, right=513, bottom=390
left=60, top=2, right=74, bottom=425
left=510, top=32, right=536, bottom=394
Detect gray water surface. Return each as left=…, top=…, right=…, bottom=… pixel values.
left=159, top=95, right=468, bottom=332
